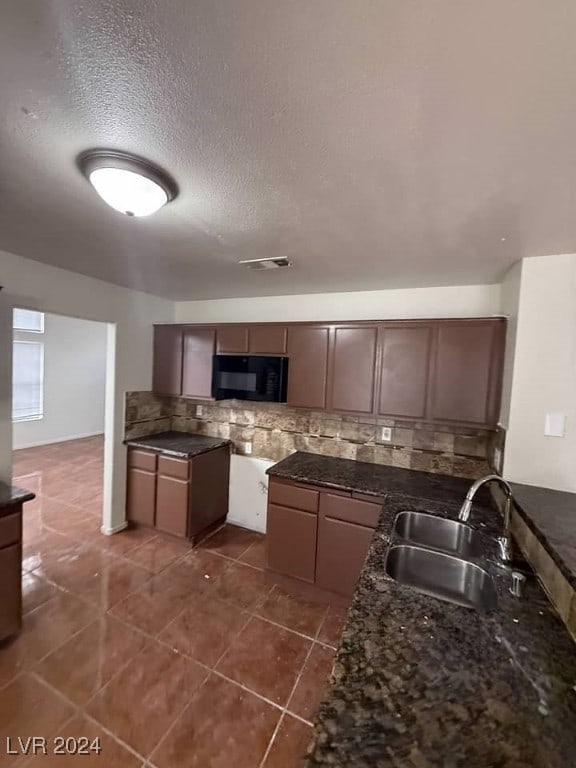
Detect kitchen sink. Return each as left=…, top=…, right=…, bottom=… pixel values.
left=393, top=511, right=486, bottom=559
left=384, top=544, right=498, bottom=611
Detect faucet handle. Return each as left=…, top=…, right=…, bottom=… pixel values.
left=510, top=570, right=526, bottom=598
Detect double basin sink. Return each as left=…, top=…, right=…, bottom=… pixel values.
left=385, top=511, right=498, bottom=612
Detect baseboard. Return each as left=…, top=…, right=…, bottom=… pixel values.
left=13, top=431, right=104, bottom=450
left=101, top=521, right=128, bottom=536
left=225, top=515, right=266, bottom=535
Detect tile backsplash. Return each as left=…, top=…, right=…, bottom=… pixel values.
left=125, top=392, right=502, bottom=480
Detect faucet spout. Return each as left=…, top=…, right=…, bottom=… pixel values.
left=458, top=474, right=512, bottom=522
left=458, top=474, right=514, bottom=563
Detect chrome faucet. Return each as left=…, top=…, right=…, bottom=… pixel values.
left=458, top=474, right=514, bottom=562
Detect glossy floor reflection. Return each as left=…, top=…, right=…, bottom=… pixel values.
left=2, top=437, right=347, bottom=767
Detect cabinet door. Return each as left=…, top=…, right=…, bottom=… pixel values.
left=329, top=326, right=378, bottom=414
left=249, top=325, right=287, bottom=354
left=126, top=467, right=156, bottom=527
left=182, top=327, right=216, bottom=398
left=429, top=320, right=505, bottom=426
left=156, top=475, right=189, bottom=537
left=267, top=503, right=317, bottom=583
left=286, top=326, right=330, bottom=409
left=217, top=326, right=249, bottom=353
left=153, top=325, right=183, bottom=395
left=189, top=446, right=230, bottom=540
left=316, top=515, right=374, bottom=597
left=377, top=324, right=432, bottom=419
left=0, top=544, right=22, bottom=640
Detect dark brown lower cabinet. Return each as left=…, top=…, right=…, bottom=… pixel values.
left=126, top=445, right=230, bottom=543
left=0, top=543, right=22, bottom=640
left=0, top=507, right=24, bottom=641
left=267, top=503, right=318, bottom=583
left=266, top=480, right=382, bottom=598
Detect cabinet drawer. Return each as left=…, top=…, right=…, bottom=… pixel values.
left=268, top=480, right=319, bottom=513
left=128, top=449, right=157, bottom=472
left=158, top=455, right=190, bottom=480
left=0, top=512, right=21, bottom=548
left=320, top=493, right=381, bottom=529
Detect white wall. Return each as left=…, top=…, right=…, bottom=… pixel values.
left=498, top=262, right=522, bottom=428
left=0, top=293, right=13, bottom=482
left=13, top=313, right=107, bottom=449
left=503, top=254, right=576, bottom=492
left=0, top=249, right=174, bottom=531
left=175, top=283, right=501, bottom=323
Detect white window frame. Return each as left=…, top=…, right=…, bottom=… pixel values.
left=12, top=310, right=45, bottom=423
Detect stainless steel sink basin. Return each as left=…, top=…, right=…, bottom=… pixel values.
left=385, top=544, right=498, bottom=611
left=393, top=511, right=486, bottom=558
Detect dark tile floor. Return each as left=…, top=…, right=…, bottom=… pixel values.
left=2, top=437, right=349, bottom=767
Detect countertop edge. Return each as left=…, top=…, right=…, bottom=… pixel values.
left=510, top=484, right=576, bottom=590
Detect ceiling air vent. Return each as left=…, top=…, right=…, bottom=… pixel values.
left=238, top=257, right=293, bottom=270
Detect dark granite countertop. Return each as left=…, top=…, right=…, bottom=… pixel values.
left=511, top=482, right=576, bottom=590
left=267, top=451, right=492, bottom=507
left=124, top=431, right=231, bottom=459
left=0, top=481, right=35, bottom=514
left=271, top=455, right=576, bottom=766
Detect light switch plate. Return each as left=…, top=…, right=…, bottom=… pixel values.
left=244, top=442, right=253, bottom=455
left=196, top=405, right=203, bottom=417
left=380, top=427, right=392, bottom=442
left=545, top=412, right=566, bottom=437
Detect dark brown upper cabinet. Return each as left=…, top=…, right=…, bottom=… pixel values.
left=216, top=326, right=249, bottom=354
left=377, top=323, right=432, bottom=419
left=286, top=326, right=330, bottom=409
left=428, top=319, right=505, bottom=426
left=328, top=326, right=378, bottom=414
left=248, top=325, right=287, bottom=354
left=152, top=325, right=183, bottom=396
left=182, top=327, right=216, bottom=398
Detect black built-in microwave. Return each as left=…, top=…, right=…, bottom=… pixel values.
left=212, top=355, right=288, bottom=402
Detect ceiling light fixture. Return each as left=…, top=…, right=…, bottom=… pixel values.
left=78, top=149, right=178, bottom=217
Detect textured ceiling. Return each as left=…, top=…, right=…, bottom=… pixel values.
left=1, top=1, right=576, bottom=299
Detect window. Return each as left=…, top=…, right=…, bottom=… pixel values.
left=13, top=308, right=44, bottom=333
left=12, top=310, right=45, bottom=422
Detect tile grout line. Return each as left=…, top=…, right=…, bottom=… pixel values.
left=27, top=670, right=150, bottom=766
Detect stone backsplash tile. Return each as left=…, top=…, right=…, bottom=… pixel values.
left=125, top=392, right=499, bottom=480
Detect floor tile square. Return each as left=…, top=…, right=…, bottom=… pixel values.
left=199, top=525, right=262, bottom=560
left=216, top=617, right=311, bottom=706
left=317, top=605, right=349, bottom=648
left=124, top=536, right=190, bottom=574
left=109, top=573, right=198, bottom=636
left=87, top=641, right=207, bottom=757
left=0, top=673, right=75, bottom=751
left=287, top=643, right=335, bottom=722
left=256, top=586, right=329, bottom=639
left=151, top=674, right=280, bottom=768
left=35, top=616, right=149, bottom=705
left=238, top=537, right=268, bottom=569
left=262, top=713, right=313, bottom=768
left=74, top=558, right=152, bottom=610
left=211, top=561, right=273, bottom=611
left=0, top=593, right=95, bottom=688
left=160, top=597, right=248, bottom=667
left=16, top=715, right=143, bottom=767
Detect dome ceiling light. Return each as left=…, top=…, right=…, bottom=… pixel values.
left=78, top=149, right=178, bottom=217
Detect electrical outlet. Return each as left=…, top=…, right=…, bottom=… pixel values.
left=381, top=427, right=392, bottom=442
left=196, top=405, right=203, bottom=417
left=244, top=442, right=253, bottom=455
